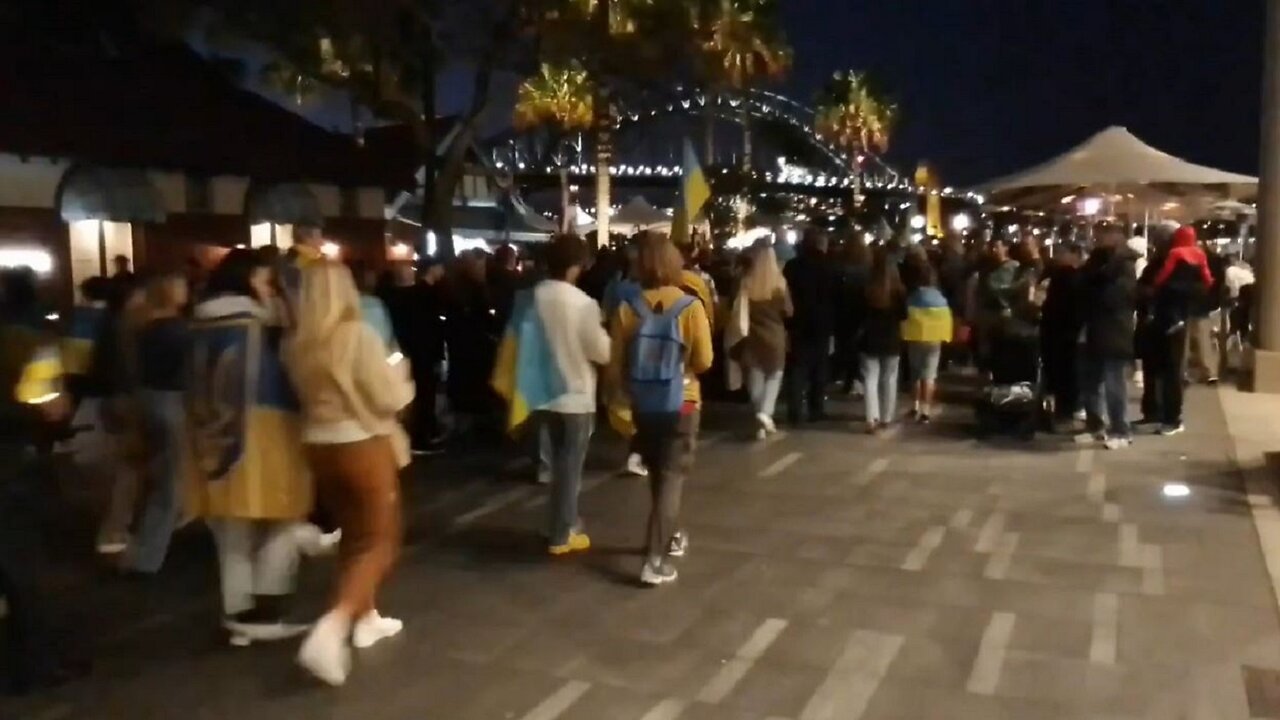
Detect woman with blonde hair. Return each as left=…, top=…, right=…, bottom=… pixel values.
left=282, top=261, right=414, bottom=686
left=730, top=243, right=793, bottom=439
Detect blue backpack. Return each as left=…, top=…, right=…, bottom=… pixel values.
left=627, top=294, right=695, bottom=414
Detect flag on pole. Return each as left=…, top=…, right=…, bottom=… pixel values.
left=673, top=138, right=711, bottom=245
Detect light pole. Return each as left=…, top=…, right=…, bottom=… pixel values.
left=1254, top=0, right=1280, bottom=391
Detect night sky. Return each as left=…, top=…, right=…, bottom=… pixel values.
left=779, top=0, right=1264, bottom=185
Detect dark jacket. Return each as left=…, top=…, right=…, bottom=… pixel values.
left=1040, top=263, right=1083, bottom=344
left=1080, top=246, right=1138, bottom=359
left=783, top=250, right=839, bottom=347
left=856, top=295, right=909, bottom=357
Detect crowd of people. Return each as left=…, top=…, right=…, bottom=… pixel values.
left=0, top=217, right=1251, bottom=693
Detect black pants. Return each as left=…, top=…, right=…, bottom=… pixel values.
left=1144, top=327, right=1188, bottom=426
left=1042, top=334, right=1078, bottom=419
left=785, top=341, right=830, bottom=424
left=409, top=365, right=440, bottom=447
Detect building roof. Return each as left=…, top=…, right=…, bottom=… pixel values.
left=0, top=40, right=405, bottom=188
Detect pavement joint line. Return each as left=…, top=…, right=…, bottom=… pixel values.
left=451, top=486, right=536, bottom=528
left=973, top=512, right=1006, bottom=553
left=1075, top=448, right=1095, bottom=474
left=696, top=617, right=789, bottom=703
left=1086, top=470, right=1107, bottom=503
left=852, top=457, right=890, bottom=486
left=1089, top=592, right=1120, bottom=664
left=982, top=532, right=1019, bottom=580
left=521, top=474, right=608, bottom=509
left=1102, top=502, right=1122, bottom=523
left=1141, top=544, right=1166, bottom=596
left=901, top=526, right=947, bottom=571
left=966, top=611, right=1017, bottom=696
left=759, top=451, right=803, bottom=479
left=797, top=629, right=903, bottom=720
left=948, top=508, right=974, bottom=529
left=516, top=679, right=592, bottom=720
left=1118, top=523, right=1143, bottom=568
left=638, top=698, right=688, bottom=720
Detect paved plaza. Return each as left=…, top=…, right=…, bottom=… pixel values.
left=5, top=386, right=1280, bottom=720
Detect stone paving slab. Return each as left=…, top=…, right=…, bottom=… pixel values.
left=4, top=386, right=1280, bottom=720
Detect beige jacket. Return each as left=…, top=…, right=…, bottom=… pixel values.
left=285, top=321, right=416, bottom=467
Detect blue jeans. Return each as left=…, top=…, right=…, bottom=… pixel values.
left=860, top=354, right=901, bottom=424
left=746, top=368, right=784, bottom=419
left=535, top=412, right=594, bottom=546
left=122, top=390, right=186, bottom=573
left=1082, top=357, right=1131, bottom=438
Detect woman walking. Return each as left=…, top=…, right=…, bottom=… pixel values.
left=731, top=244, right=792, bottom=439
left=901, top=267, right=953, bottom=424
left=283, top=262, right=415, bottom=686
left=120, top=273, right=190, bottom=574
left=855, top=250, right=908, bottom=434
left=608, top=234, right=713, bottom=586
left=188, top=250, right=334, bottom=646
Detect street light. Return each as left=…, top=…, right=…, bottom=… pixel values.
left=951, top=213, right=972, bottom=233
left=910, top=215, right=926, bottom=230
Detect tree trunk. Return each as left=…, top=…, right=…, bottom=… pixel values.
left=740, top=102, right=751, bottom=174
left=418, top=42, right=444, bottom=257
left=559, top=167, right=571, bottom=233
left=703, top=93, right=715, bottom=166
left=591, top=0, right=612, bottom=248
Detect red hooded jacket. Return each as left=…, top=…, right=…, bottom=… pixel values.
left=1152, top=226, right=1214, bottom=289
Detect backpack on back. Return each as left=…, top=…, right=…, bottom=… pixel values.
left=627, top=294, right=695, bottom=414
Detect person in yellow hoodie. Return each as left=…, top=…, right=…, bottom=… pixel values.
left=608, top=233, right=713, bottom=586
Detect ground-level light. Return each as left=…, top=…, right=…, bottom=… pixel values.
left=1161, top=482, right=1191, bottom=498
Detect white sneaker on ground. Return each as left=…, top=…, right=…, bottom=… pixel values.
left=294, top=524, right=342, bottom=557
left=755, top=412, right=777, bottom=434
left=639, top=558, right=678, bottom=586
left=352, top=610, right=403, bottom=649
left=1072, top=409, right=1088, bottom=422
left=1104, top=437, right=1132, bottom=451
left=96, top=540, right=128, bottom=555
left=297, top=612, right=352, bottom=686
left=755, top=427, right=767, bottom=441
left=625, top=453, right=649, bottom=477
left=1159, top=424, right=1186, bottom=436
left=224, top=620, right=310, bottom=647
left=1073, top=431, right=1105, bottom=445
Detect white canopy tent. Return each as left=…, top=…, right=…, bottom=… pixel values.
left=980, top=126, right=1257, bottom=215
left=611, top=196, right=672, bottom=234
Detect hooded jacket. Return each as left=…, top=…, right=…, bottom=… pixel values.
left=1080, top=245, right=1139, bottom=359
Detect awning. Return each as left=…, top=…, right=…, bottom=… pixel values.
left=57, top=164, right=166, bottom=223
left=245, top=182, right=323, bottom=225
left=394, top=197, right=556, bottom=243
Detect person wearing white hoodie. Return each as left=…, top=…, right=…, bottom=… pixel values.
left=529, top=236, right=611, bottom=555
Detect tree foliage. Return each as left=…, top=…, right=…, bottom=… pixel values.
left=815, top=70, right=898, bottom=162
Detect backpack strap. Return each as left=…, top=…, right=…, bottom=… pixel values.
left=662, top=294, right=696, bottom=321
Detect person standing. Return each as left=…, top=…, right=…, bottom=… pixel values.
left=902, top=266, right=952, bottom=423
left=119, top=273, right=190, bottom=574
left=1039, top=243, right=1085, bottom=430
left=1187, top=243, right=1226, bottom=385
left=1143, top=226, right=1214, bottom=435
left=521, top=236, right=610, bottom=554
left=855, top=249, right=908, bottom=434
left=836, top=237, right=872, bottom=394
left=383, top=260, right=447, bottom=453
left=730, top=244, right=792, bottom=439
left=782, top=230, right=838, bottom=424
left=1078, top=230, right=1139, bottom=449
left=608, top=233, right=713, bottom=586
left=283, top=261, right=415, bottom=686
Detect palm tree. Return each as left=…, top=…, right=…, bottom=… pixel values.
left=815, top=70, right=898, bottom=205
left=700, top=0, right=790, bottom=173
left=514, top=62, right=594, bottom=232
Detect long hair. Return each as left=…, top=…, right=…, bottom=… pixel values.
left=633, top=232, right=683, bottom=289
left=866, top=248, right=905, bottom=310
left=283, top=261, right=363, bottom=391
left=740, top=244, right=788, bottom=301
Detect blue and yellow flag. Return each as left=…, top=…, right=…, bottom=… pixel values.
left=491, top=289, right=567, bottom=433
left=61, top=304, right=105, bottom=376
left=673, top=139, right=712, bottom=245
left=186, top=297, right=311, bottom=521
left=902, top=287, right=954, bottom=344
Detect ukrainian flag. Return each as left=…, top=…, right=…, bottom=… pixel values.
left=491, top=289, right=566, bottom=433
left=902, top=287, right=954, bottom=344
left=61, top=304, right=105, bottom=376
left=673, top=139, right=712, bottom=245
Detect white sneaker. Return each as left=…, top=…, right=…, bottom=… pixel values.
left=755, top=412, right=777, bottom=434
left=1073, top=409, right=1088, bottom=422
left=625, top=453, right=649, bottom=477
left=352, top=610, right=403, bottom=649
left=297, top=612, right=352, bottom=686
left=1104, top=437, right=1132, bottom=451
left=224, top=620, right=310, bottom=647
left=294, top=524, right=342, bottom=557
left=755, top=427, right=767, bottom=441
left=1074, top=431, right=1104, bottom=445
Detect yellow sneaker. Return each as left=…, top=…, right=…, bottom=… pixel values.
left=548, top=531, right=591, bottom=556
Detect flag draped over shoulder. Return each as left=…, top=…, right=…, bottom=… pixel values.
left=672, top=139, right=712, bottom=245
left=61, top=304, right=105, bottom=376
left=186, top=297, right=311, bottom=521
left=902, top=287, right=954, bottom=343
left=491, top=289, right=566, bottom=433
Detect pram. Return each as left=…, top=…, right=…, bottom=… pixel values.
left=975, top=332, right=1043, bottom=440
